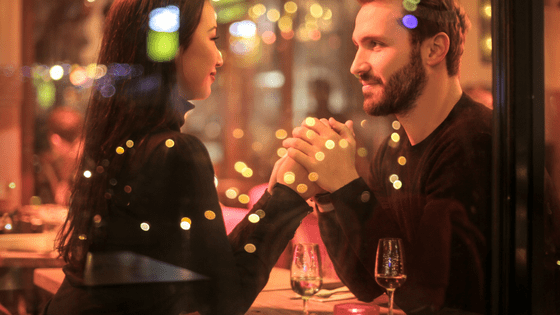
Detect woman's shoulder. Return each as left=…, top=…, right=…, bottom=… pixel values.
left=142, top=130, right=206, bottom=154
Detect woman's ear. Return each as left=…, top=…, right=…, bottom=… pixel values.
left=423, top=32, right=450, bottom=67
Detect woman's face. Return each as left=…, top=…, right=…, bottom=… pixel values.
left=175, top=2, right=223, bottom=100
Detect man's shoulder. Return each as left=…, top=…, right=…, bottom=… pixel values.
left=448, top=94, right=492, bottom=131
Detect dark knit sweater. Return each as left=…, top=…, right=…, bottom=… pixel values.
left=318, top=94, right=492, bottom=314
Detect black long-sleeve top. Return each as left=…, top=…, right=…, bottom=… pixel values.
left=46, top=127, right=311, bottom=315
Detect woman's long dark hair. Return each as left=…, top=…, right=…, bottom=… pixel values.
left=56, top=0, right=206, bottom=268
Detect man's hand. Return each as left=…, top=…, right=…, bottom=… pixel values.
left=283, top=117, right=360, bottom=193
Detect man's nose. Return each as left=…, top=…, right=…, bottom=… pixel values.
left=350, top=49, right=368, bottom=77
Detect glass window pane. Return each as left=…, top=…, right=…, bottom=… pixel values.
left=544, top=1, right=560, bottom=312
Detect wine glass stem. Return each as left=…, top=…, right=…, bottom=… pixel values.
left=387, top=289, right=395, bottom=315
left=302, top=297, right=309, bottom=315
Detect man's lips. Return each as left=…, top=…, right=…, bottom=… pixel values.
left=361, top=81, right=381, bottom=93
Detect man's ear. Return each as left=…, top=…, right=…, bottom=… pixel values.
left=423, top=32, right=449, bottom=67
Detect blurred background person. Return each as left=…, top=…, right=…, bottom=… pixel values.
left=34, top=106, right=84, bottom=206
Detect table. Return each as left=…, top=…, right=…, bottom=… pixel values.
left=248, top=268, right=398, bottom=315
left=0, top=251, right=65, bottom=315
left=0, top=251, right=65, bottom=269
left=34, top=267, right=403, bottom=314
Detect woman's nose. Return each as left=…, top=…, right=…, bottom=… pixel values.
left=216, top=49, right=224, bottom=68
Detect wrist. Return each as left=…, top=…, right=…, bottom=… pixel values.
left=314, top=192, right=334, bottom=213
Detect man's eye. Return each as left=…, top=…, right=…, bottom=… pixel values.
left=211, top=36, right=220, bottom=41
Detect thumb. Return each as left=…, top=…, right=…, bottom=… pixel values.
left=330, top=118, right=355, bottom=139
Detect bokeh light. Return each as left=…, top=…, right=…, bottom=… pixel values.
left=281, top=30, right=295, bottom=40
left=233, top=128, right=244, bottom=139
left=248, top=213, right=260, bottom=223
left=147, top=30, right=179, bottom=62
left=140, top=222, right=150, bottom=231
left=357, top=147, right=368, bottom=157
left=235, top=161, right=248, bottom=173
left=284, top=1, right=297, bottom=14
left=402, top=14, right=418, bottom=29
left=36, top=81, right=56, bottom=109
left=244, top=243, right=256, bottom=253
left=267, top=9, right=281, bottom=22
left=149, top=5, right=180, bottom=32
left=204, top=210, right=216, bottom=220
left=277, top=147, right=287, bottom=157
left=483, top=4, right=492, bottom=18
left=297, top=184, right=308, bottom=194
left=308, top=172, right=319, bottom=182
left=276, top=129, right=288, bottom=139
left=262, top=31, right=277, bottom=45
left=238, top=194, right=250, bottom=204
left=226, top=187, right=239, bottom=199
left=251, top=4, right=267, bottom=18
left=229, top=20, right=257, bottom=38
left=278, top=16, right=293, bottom=33
left=323, top=9, right=332, bottom=20
left=283, top=171, right=296, bottom=184
left=310, top=3, right=323, bottom=18
left=49, top=65, right=64, bottom=81
left=241, top=168, right=253, bottom=178
left=180, top=217, right=192, bottom=230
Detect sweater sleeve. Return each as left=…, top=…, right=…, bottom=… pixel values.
left=227, top=183, right=312, bottom=311
left=316, top=177, right=399, bottom=302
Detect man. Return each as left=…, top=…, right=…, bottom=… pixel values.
left=279, top=0, right=492, bottom=313
left=35, top=106, right=84, bottom=205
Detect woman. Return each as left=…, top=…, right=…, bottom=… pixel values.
left=45, top=0, right=317, bottom=314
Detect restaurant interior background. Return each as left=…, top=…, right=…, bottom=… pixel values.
left=0, top=0, right=559, bottom=313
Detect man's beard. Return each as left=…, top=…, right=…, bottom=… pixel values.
left=362, top=46, right=427, bottom=116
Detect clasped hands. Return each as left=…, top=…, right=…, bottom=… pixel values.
left=268, top=117, right=360, bottom=200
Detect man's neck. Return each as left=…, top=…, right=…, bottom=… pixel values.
left=396, top=75, right=463, bottom=146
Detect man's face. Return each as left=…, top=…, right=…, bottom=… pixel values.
left=350, top=1, right=427, bottom=116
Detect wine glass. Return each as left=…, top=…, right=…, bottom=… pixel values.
left=375, top=238, right=406, bottom=315
left=290, top=243, right=323, bottom=315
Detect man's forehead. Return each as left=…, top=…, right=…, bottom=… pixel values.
left=353, top=1, right=405, bottom=39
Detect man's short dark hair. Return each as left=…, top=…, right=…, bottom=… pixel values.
left=358, top=0, right=470, bottom=76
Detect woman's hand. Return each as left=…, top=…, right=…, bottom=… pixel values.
left=274, top=155, right=324, bottom=200
left=283, top=117, right=359, bottom=193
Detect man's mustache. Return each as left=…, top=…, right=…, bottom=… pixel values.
left=355, top=72, right=383, bottom=85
